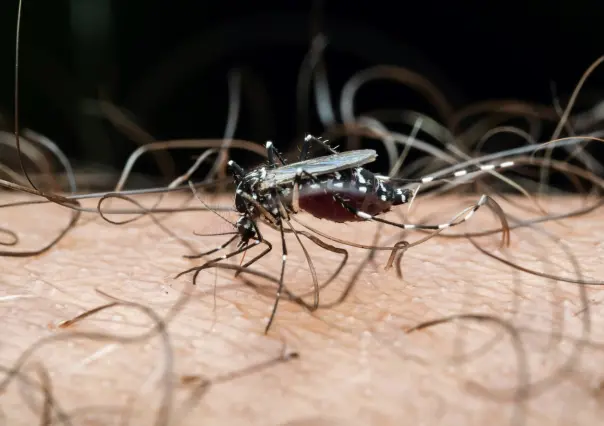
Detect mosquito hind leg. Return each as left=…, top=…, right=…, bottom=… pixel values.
left=336, top=193, right=509, bottom=246
left=299, top=134, right=339, bottom=161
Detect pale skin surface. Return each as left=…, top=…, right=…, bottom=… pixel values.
left=0, top=192, right=603, bottom=426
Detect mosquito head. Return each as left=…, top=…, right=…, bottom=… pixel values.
left=392, top=187, right=414, bottom=206
left=235, top=215, right=257, bottom=245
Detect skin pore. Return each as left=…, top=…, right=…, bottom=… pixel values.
left=1, top=191, right=603, bottom=426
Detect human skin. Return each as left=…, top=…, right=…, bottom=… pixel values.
left=0, top=192, right=603, bottom=426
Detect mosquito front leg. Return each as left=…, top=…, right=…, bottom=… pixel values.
left=227, top=159, right=246, bottom=181
left=184, top=234, right=239, bottom=259
left=235, top=218, right=273, bottom=275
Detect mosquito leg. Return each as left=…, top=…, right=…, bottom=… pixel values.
left=184, top=234, right=239, bottom=259
left=337, top=193, right=491, bottom=232
left=294, top=168, right=507, bottom=252
left=290, top=230, right=349, bottom=300
left=339, top=193, right=509, bottom=246
left=264, top=219, right=288, bottom=334
left=239, top=240, right=273, bottom=270
left=266, top=141, right=287, bottom=167
left=291, top=169, right=303, bottom=213
left=235, top=218, right=273, bottom=275
left=238, top=192, right=278, bottom=226
left=175, top=239, right=263, bottom=280
left=299, top=134, right=339, bottom=161
left=226, top=160, right=246, bottom=180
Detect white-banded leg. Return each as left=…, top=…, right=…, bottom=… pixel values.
left=266, top=141, right=287, bottom=168
left=175, top=234, right=265, bottom=281
left=235, top=221, right=273, bottom=275
left=291, top=166, right=319, bottom=213
left=342, top=193, right=490, bottom=232
left=226, top=159, right=246, bottom=180
left=177, top=191, right=273, bottom=282
left=299, top=134, right=339, bottom=161
left=387, top=159, right=517, bottom=185
left=184, top=234, right=239, bottom=259
left=265, top=217, right=288, bottom=334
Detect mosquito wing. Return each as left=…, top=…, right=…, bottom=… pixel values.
left=258, top=149, right=377, bottom=191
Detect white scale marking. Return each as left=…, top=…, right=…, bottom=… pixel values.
left=356, top=169, right=367, bottom=183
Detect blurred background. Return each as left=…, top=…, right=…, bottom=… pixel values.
left=0, top=0, right=603, bottom=189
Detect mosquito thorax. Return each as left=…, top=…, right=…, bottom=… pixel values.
left=234, top=186, right=248, bottom=214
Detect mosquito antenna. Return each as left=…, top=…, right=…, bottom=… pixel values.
left=187, top=180, right=235, bottom=227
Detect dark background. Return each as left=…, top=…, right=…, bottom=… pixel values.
left=0, top=0, right=603, bottom=185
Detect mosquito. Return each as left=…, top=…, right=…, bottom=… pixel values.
left=179, top=134, right=517, bottom=333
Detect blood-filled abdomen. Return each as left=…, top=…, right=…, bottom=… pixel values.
left=298, top=187, right=392, bottom=222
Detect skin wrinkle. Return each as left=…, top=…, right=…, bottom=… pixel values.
left=0, top=193, right=603, bottom=425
